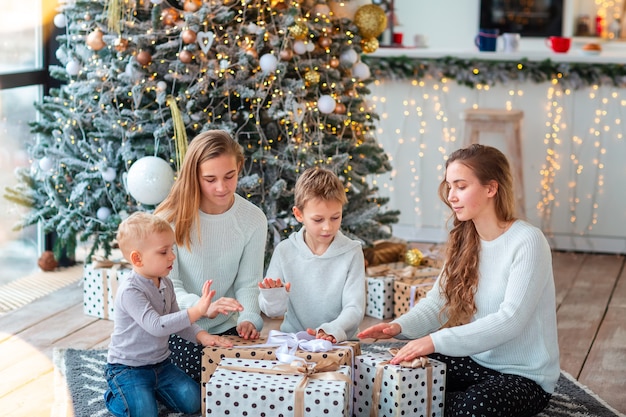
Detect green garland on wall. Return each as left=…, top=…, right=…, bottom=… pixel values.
left=362, top=55, right=626, bottom=89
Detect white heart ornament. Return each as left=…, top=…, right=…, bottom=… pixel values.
left=292, top=102, right=306, bottom=124
left=196, top=31, right=215, bottom=54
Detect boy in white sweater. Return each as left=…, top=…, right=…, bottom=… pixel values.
left=259, top=168, right=365, bottom=343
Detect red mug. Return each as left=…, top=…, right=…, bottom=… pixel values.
left=546, top=36, right=571, bottom=53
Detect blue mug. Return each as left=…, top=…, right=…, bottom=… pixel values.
left=475, top=28, right=500, bottom=52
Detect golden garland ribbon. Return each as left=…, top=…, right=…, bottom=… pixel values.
left=166, top=96, right=188, bottom=173
left=370, top=349, right=432, bottom=417
left=218, top=358, right=351, bottom=417
left=105, top=0, right=122, bottom=35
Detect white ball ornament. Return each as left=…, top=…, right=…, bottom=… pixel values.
left=306, top=42, right=315, bottom=52
left=293, top=40, right=307, bottom=55
left=53, top=14, right=67, bottom=28
left=101, top=167, right=117, bottom=182
left=66, top=59, right=82, bottom=76
left=126, top=156, right=175, bottom=205
left=259, top=53, right=278, bottom=74
left=317, top=95, right=336, bottom=114
left=340, top=48, right=358, bottom=66
left=96, top=207, right=112, bottom=221
left=352, top=62, right=371, bottom=80
left=156, top=81, right=168, bottom=92
left=39, top=157, right=54, bottom=171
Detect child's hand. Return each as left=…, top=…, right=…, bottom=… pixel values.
left=259, top=277, right=291, bottom=292
left=307, top=328, right=337, bottom=344
left=205, top=296, right=243, bottom=319
left=237, top=321, right=260, bottom=340
left=197, top=332, right=234, bottom=348
left=196, top=279, right=216, bottom=314
left=189, top=280, right=216, bottom=323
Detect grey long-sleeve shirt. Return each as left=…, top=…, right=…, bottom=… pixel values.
left=107, top=270, right=202, bottom=367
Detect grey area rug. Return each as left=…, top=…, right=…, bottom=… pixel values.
left=54, top=344, right=625, bottom=417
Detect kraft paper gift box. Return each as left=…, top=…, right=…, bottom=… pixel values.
left=353, top=351, right=446, bottom=417
left=205, top=357, right=352, bottom=417
left=82, top=259, right=130, bottom=319
left=365, top=275, right=395, bottom=319
left=201, top=331, right=361, bottom=416
left=393, top=273, right=438, bottom=318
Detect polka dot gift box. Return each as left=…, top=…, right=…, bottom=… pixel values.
left=82, top=260, right=130, bottom=319
left=353, top=351, right=446, bottom=417
left=200, top=335, right=361, bottom=416
left=393, top=273, right=439, bottom=318
left=365, top=275, right=395, bottom=319
left=205, top=357, right=352, bottom=417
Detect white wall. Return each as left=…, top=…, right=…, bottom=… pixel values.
left=393, top=0, right=480, bottom=50
left=368, top=76, right=626, bottom=254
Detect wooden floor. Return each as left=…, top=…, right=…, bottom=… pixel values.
left=0, top=250, right=625, bottom=416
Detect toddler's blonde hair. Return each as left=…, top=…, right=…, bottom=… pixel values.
left=116, top=211, right=173, bottom=259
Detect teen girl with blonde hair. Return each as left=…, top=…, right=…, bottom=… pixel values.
left=359, top=144, right=559, bottom=417
left=155, top=130, right=267, bottom=380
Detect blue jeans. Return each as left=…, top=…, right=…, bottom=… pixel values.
left=104, top=359, right=200, bottom=417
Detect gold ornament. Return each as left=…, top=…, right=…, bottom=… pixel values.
left=136, top=50, right=152, bottom=66
left=161, top=8, right=180, bottom=26
left=183, top=0, right=201, bottom=12
left=86, top=29, right=105, bottom=51
left=361, top=37, right=379, bottom=53
left=304, top=69, right=320, bottom=86
left=405, top=248, right=424, bottom=266
left=318, top=36, right=332, bottom=49
left=354, top=4, right=387, bottom=39
left=289, top=22, right=309, bottom=40
left=181, top=29, right=197, bottom=44
left=329, top=57, right=340, bottom=68
left=114, top=37, right=129, bottom=52
left=279, top=49, right=293, bottom=61
left=179, top=49, right=193, bottom=63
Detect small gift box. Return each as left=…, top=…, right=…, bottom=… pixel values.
left=353, top=351, right=446, bottom=417
left=201, top=331, right=361, bottom=416
left=393, top=274, right=438, bottom=318
left=206, top=357, right=352, bottom=417
left=365, top=275, right=395, bottom=319
left=82, top=259, right=130, bottom=319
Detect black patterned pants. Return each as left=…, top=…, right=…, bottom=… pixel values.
left=430, top=353, right=551, bottom=417
left=168, top=327, right=239, bottom=382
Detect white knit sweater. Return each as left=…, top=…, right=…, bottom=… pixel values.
left=168, top=194, right=267, bottom=334
left=394, top=220, right=560, bottom=393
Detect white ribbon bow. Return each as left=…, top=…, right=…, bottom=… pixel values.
left=266, top=330, right=333, bottom=363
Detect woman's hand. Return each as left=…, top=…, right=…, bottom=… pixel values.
left=258, top=277, right=291, bottom=292
left=357, top=322, right=402, bottom=339
left=306, top=328, right=337, bottom=344
left=389, top=336, right=435, bottom=365
left=237, top=320, right=260, bottom=340
left=205, top=297, right=243, bottom=319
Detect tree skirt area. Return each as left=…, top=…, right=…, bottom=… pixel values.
left=53, top=343, right=625, bottom=417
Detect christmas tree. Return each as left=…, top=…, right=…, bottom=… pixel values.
left=5, top=0, right=398, bottom=261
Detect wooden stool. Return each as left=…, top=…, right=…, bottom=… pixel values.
left=460, top=108, right=526, bottom=218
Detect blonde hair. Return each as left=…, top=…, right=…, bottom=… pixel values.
left=116, top=211, right=173, bottom=260
left=155, top=130, right=244, bottom=249
left=437, top=144, right=516, bottom=327
left=294, top=167, right=348, bottom=210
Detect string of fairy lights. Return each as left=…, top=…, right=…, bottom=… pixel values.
left=367, top=69, right=624, bottom=243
